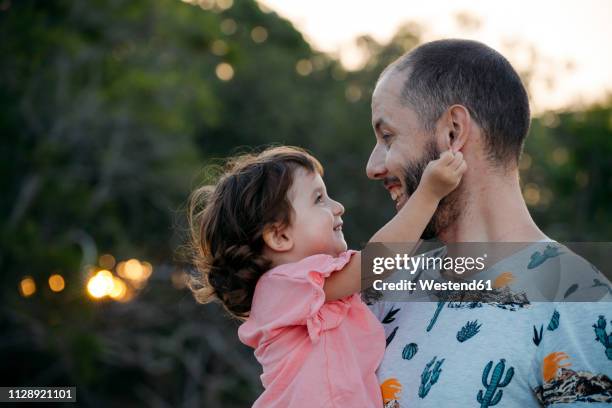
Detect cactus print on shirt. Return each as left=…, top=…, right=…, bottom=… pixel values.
left=369, top=241, right=612, bottom=407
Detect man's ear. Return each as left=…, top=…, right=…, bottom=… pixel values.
left=443, top=104, right=470, bottom=153
left=262, top=223, right=294, bottom=252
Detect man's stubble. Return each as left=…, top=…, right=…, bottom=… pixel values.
left=402, top=139, right=463, bottom=240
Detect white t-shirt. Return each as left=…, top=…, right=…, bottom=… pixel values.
left=368, top=241, right=612, bottom=407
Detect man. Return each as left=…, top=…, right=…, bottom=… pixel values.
left=366, top=39, right=612, bottom=407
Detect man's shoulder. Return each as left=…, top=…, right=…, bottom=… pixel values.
left=560, top=243, right=607, bottom=273
left=510, top=240, right=611, bottom=302
left=555, top=242, right=611, bottom=285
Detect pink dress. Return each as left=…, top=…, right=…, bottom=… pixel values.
left=238, top=250, right=385, bottom=408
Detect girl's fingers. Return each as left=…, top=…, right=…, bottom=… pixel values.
left=446, top=151, right=460, bottom=168
left=449, top=151, right=463, bottom=169
left=439, top=150, right=454, bottom=163
left=454, top=161, right=468, bottom=174
left=453, top=158, right=465, bottom=171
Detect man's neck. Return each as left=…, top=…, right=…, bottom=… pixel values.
left=435, top=169, right=549, bottom=277
left=437, top=169, right=548, bottom=244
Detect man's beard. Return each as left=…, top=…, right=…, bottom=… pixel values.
left=402, top=140, right=462, bottom=240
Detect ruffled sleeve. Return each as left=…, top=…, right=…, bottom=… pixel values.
left=238, top=250, right=358, bottom=347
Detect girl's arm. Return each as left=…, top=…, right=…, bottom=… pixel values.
left=324, top=151, right=466, bottom=301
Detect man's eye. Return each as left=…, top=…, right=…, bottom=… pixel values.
left=382, top=133, right=392, bottom=143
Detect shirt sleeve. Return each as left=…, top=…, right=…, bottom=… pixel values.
left=242, top=250, right=358, bottom=346
left=528, top=301, right=612, bottom=406
left=526, top=246, right=612, bottom=406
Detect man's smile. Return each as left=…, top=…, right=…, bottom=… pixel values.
left=384, top=178, right=408, bottom=210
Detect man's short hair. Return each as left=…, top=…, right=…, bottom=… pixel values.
left=388, top=39, right=530, bottom=167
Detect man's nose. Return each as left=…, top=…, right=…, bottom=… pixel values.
left=366, top=145, right=388, bottom=180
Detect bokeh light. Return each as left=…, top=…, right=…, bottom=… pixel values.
left=86, top=258, right=152, bottom=301
left=251, top=26, right=268, bottom=43
left=215, top=62, right=234, bottom=81
left=523, top=183, right=541, bottom=206
left=211, top=39, right=228, bottom=56
left=87, top=270, right=114, bottom=299
left=141, top=261, right=153, bottom=279
left=576, top=171, right=589, bottom=187
left=216, top=0, right=233, bottom=11
left=116, top=258, right=154, bottom=290
left=99, top=254, right=116, bottom=270
left=345, top=85, right=362, bottom=102
left=519, top=153, right=532, bottom=171
left=295, top=59, right=313, bottom=76
left=109, top=276, right=128, bottom=300
left=19, top=277, right=36, bottom=297
left=552, top=147, right=569, bottom=165
left=122, top=259, right=143, bottom=280
left=196, top=0, right=214, bottom=10
left=220, top=18, right=237, bottom=35
left=48, top=274, right=65, bottom=292
left=542, top=112, right=560, bottom=128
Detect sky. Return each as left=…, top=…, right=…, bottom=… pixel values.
left=259, top=0, right=612, bottom=112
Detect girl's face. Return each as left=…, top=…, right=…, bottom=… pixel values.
left=286, top=168, right=347, bottom=258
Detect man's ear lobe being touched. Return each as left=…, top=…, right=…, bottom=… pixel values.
left=262, top=223, right=294, bottom=253
left=445, top=104, right=471, bottom=153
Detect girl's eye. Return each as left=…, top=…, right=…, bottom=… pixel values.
left=315, top=193, right=323, bottom=204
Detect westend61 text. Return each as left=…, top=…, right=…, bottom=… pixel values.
left=371, top=254, right=487, bottom=275
left=372, top=279, right=493, bottom=291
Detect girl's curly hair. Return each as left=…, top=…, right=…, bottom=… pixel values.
left=188, top=146, right=323, bottom=320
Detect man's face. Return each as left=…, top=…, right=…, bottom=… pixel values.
left=367, top=70, right=461, bottom=239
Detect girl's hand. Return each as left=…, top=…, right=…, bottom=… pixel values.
left=419, top=150, right=467, bottom=200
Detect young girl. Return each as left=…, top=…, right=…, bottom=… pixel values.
left=188, top=146, right=466, bottom=407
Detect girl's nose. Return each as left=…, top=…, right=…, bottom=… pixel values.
left=332, top=200, right=344, bottom=216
